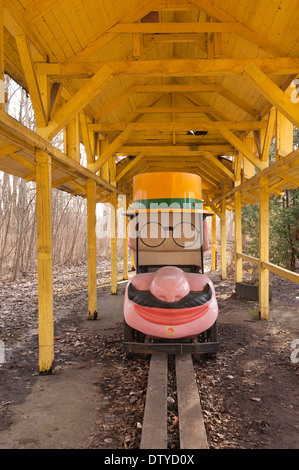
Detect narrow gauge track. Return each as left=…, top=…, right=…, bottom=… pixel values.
left=140, top=353, right=209, bottom=449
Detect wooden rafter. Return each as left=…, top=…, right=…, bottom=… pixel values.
left=217, top=125, right=266, bottom=171
left=244, top=63, right=299, bottom=129
left=189, top=0, right=287, bottom=57
left=15, top=35, right=47, bottom=127
left=37, top=65, right=114, bottom=141
left=89, top=125, right=135, bottom=173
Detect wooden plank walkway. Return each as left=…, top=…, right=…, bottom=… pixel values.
left=176, top=354, right=208, bottom=449
left=140, top=353, right=208, bottom=449
left=140, top=354, right=168, bottom=449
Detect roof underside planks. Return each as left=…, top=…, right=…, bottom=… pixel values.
left=0, top=0, right=298, bottom=208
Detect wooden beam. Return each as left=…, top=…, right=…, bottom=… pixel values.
left=109, top=22, right=251, bottom=34
left=15, top=35, right=47, bottom=127
left=213, top=148, right=299, bottom=205
left=244, top=63, right=299, bottom=128
left=36, top=149, right=54, bottom=373
left=110, top=192, right=118, bottom=295
left=234, top=190, right=242, bottom=283
left=218, top=125, right=266, bottom=170
left=276, top=110, right=293, bottom=159
left=190, top=0, right=287, bottom=57
left=67, top=0, right=161, bottom=63
left=116, top=153, right=145, bottom=182
left=203, top=151, right=234, bottom=180
left=79, top=113, right=94, bottom=164
left=261, top=109, right=276, bottom=163
left=24, top=0, right=62, bottom=23
left=211, top=215, right=217, bottom=271
left=122, top=196, right=129, bottom=281
left=129, top=84, right=221, bottom=93
left=90, top=121, right=267, bottom=132
left=118, top=144, right=234, bottom=155
left=259, top=177, right=269, bottom=320
left=37, top=64, right=113, bottom=141
left=89, top=126, right=134, bottom=173
left=41, top=57, right=299, bottom=78
left=87, top=179, right=97, bottom=320
left=261, top=261, right=299, bottom=285
left=3, top=1, right=47, bottom=61
left=0, top=109, right=120, bottom=195
left=220, top=198, right=226, bottom=280
left=64, top=115, right=80, bottom=163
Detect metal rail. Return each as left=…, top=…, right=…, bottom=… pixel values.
left=140, top=353, right=209, bottom=449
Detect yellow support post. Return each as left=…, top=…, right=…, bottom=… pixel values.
left=234, top=190, right=243, bottom=283
left=110, top=192, right=118, bottom=294
left=220, top=198, right=227, bottom=280
left=211, top=215, right=217, bottom=271
left=36, top=149, right=54, bottom=373
left=87, top=179, right=97, bottom=320
left=123, top=196, right=129, bottom=281
left=65, top=116, right=80, bottom=163
left=259, top=176, right=269, bottom=320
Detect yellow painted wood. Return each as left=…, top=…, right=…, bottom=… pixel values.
left=236, top=253, right=259, bottom=266
left=80, top=113, right=94, bottom=164
left=37, top=64, right=114, bottom=140
left=0, top=109, right=120, bottom=195
left=37, top=73, right=51, bottom=122
left=67, top=0, right=161, bottom=63
left=36, top=149, right=54, bottom=373
left=242, top=136, right=255, bottom=179
left=189, top=0, right=287, bottom=57
left=44, top=58, right=299, bottom=78
left=276, top=110, right=293, bottom=159
left=4, top=1, right=47, bottom=61
left=110, top=22, right=250, bottom=34
left=244, top=63, right=299, bottom=128
left=24, top=0, right=62, bottom=23
left=98, top=138, right=109, bottom=181
left=89, top=125, right=134, bottom=173
left=211, top=214, right=216, bottom=271
left=15, top=35, right=47, bottom=127
left=129, top=84, right=221, bottom=93
left=234, top=191, right=242, bottom=283
left=110, top=192, right=118, bottom=295
left=64, top=115, right=80, bottom=163
left=122, top=196, right=129, bottom=281
left=203, top=151, right=234, bottom=180
left=261, top=109, right=276, bottom=163
left=116, top=152, right=145, bottom=182
left=218, top=125, right=266, bottom=171
left=87, top=178, right=97, bottom=319
left=220, top=198, right=226, bottom=280
left=261, top=261, right=299, bottom=285
left=91, top=121, right=266, bottom=132
left=259, top=176, right=269, bottom=320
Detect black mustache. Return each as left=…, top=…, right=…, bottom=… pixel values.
left=128, top=282, right=212, bottom=309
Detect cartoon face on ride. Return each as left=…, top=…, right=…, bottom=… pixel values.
left=123, top=172, right=218, bottom=341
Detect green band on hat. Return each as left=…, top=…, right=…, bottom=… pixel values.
left=132, top=197, right=203, bottom=210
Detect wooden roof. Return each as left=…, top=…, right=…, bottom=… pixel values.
left=0, top=0, right=298, bottom=206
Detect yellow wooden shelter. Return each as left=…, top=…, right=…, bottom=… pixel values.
left=0, top=0, right=298, bottom=372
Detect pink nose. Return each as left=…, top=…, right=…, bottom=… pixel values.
left=150, top=266, right=190, bottom=302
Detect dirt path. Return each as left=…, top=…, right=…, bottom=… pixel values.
left=0, top=262, right=298, bottom=449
